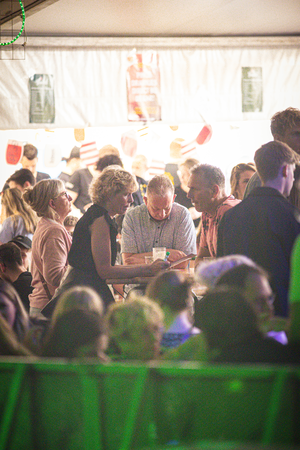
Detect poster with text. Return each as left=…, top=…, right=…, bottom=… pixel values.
left=29, top=74, right=55, bottom=123
left=242, top=67, right=263, bottom=113
left=127, top=51, right=161, bottom=122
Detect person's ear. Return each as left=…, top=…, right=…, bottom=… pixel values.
left=211, top=184, right=220, bottom=198
left=23, top=181, right=31, bottom=189
left=144, top=196, right=148, bottom=206
left=172, top=194, right=176, bottom=203
left=0, top=262, right=6, bottom=273
left=49, top=199, right=55, bottom=209
left=282, top=164, right=288, bottom=178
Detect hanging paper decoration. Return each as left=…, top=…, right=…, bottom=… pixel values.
left=5, top=140, right=23, bottom=165
left=44, top=142, right=62, bottom=167
left=127, top=51, right=161, bottom=122
left=121, top=130, right=138, bottom=158
left=80, top=142, right=98, bottom=166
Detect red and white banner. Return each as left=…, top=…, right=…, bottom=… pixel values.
left=80, top=141, right=98, bottom=166
left=6, top=140, right=23, bottom=165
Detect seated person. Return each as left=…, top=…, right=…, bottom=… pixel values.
left=42, top=286, right=106, bottom=359
left=63, top=215, right=78, bottom=237
left=194, top=287, right=298, bottom=364
left=122, top=175, right=197, bottom=268
left=215, top=264, right=288, bottom=344
left=146, top=270, right=200, bottom=349
left=105, top=296, right=164, bottom=361
left=9, top=235, right=32, bottom=270
left=0, top=242, right=33, bottom=313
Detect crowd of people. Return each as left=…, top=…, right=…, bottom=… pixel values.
left=0, top=106, right=300, bottom=365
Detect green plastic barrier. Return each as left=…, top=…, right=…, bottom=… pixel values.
left=0, top=359, right=299, bottom=450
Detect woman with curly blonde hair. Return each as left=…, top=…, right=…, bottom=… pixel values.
left=0, top=188, right=37, bottom=244
left=50, top=166, right=169, bottom=311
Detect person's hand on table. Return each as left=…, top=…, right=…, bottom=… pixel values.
left=167, top=249, right=189, bottom=269
left=149, top=259, right=170, bottom=275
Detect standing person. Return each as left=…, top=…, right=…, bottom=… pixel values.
left=244, top=107, right=300, bottom=208
left=58, top=146, right=82, bottom=184
left=23, top=180, right=72, bottom=317
left=187, top=164, right=240, bottom=266
left=175, top=158, right=201, bottom=227
left=6, top=168, right=35, bottom=192
left=0, top=188, right=37, bottom=243
left=50, top=167, right=169, bottom=311
left=217, top=141, right=300, bottom=316
left=230, top=162, right=256, bottom=200
left=20, top=144, right=50, bottom=182
left=121, top=175, right=197, bottom=268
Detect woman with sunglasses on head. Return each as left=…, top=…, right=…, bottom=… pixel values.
left=23, top=179, right=72, bottom=317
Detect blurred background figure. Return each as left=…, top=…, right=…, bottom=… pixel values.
left=58, top=146, right=82, bottom=184
left=194, top=287, right=294, bottom=364
left=20, top=144, right=50, bottom=182
left=131, top=154, right=149, bottom=206
left=0, top=188, right=37, bottom=243
left=176, top=158, right=201, bottom=227
left=0, top=242, right=32, bottom=313
left=230, top=162, right=256, bottom=200
left=9, top=235, right=32, bottom=271
left=146, top=270, right=200, bottom=350
left=42, top=286, right=106, bottom=359
left=106, top=296, right=164, bottom=361
left=215, top=264, right=288, bottom=344
left=63, top=215, right=78, bottom=237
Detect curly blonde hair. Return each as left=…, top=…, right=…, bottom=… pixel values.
left=23, top=179, right=65, bottom=221
left=106, top=296, right=164, bottom=361
left=89, top=166, right=137, bottom=206
left=2, top=188, right=37, bottom=234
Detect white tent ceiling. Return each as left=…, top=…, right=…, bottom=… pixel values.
left=2, top=0, right=300, bottom=38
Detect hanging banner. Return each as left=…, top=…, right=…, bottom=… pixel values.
left=29, top=74, right=55, bottom=123
left=242, top=67, right=263, bottom=113
left=5, top=140, right=23, bottom=165
left=127, top=51, right=161, bottom=122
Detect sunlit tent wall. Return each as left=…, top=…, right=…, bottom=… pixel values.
left=0, top=36, right=300, bottom=183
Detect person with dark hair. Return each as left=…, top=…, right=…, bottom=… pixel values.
left=6, top=168, right=35, bottom=192
left=9, top=235, right=32, bottom=270
left=217, top=141, right=300, bottom=316
left=215, top=264, right=287, bottom=344
left=194, top=287, right=295, bottom=364
left=230, top=162, right=256, bottom=200
left=21, top=144, right=50, bottom=183
left=146, top=270, right=200, bottom=349
left=244, top=107, right=300, bottom=208
left=95, top=154, right=123, bottom=172
left=0, top=243, right=33, bottom=313
left=58, top=146, right=82, bottom=184
left=187, top=164, right=240, bottom=266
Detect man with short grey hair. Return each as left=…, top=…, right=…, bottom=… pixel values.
left=122, top=175, right=196, bottom=268
left=187, top=164, right=240, bottom=267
